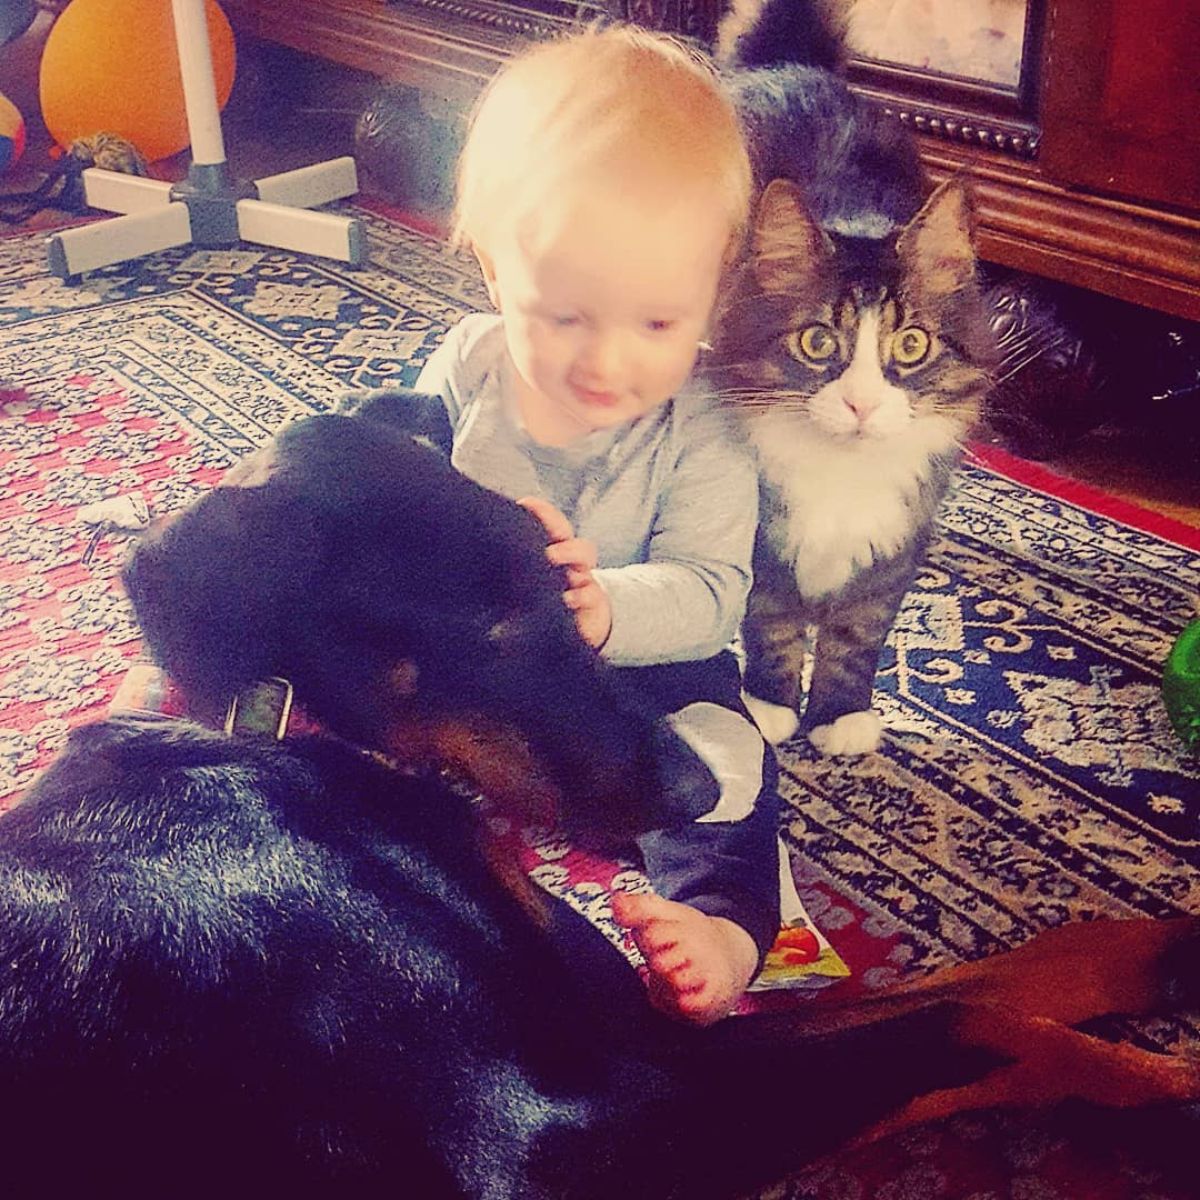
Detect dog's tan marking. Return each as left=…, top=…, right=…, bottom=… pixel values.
left=378, top=714, right=555, bottom=929
left=480, top=837, right=553, bottom=931
left=852, top=1007, right=1200, bottom=1149
left=883, top=916, right=1200, bottom=1027
left=390, top=660, right=419, bottom=697
left=220, top=445, right=280, bottom=489
left=429, top=718, right=561, bottom=829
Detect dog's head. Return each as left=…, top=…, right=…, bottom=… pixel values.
left=123, top=412, right=714, bottom=840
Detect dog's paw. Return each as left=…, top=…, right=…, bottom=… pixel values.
left=742, top=691, right=799, bottom=745
left=808, top=710, right=881, bottom=756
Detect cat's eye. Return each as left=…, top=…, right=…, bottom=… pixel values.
left=891, top=327, right=931, bottom=367
left=787, top=324, right=838, bottom=363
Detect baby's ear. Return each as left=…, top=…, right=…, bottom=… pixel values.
left=474, top=247, right=503, bottom=311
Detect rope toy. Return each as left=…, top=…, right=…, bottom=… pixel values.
left=0, top=132, right=148, bottom=223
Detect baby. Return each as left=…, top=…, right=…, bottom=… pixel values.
left=415, top=25, right=781, bottom=1024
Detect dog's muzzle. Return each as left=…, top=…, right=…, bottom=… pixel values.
left=646, top=718, right=724, bottom=826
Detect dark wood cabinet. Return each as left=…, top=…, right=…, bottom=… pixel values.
left=1038, top=0, right=1200, bottom=213
left=223, top=0, right=1200, bottom=320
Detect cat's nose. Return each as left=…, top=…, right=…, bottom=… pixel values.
left=843, top=394, right=879, bottom=424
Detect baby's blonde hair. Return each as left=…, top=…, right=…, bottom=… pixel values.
left=453, top=25, right=751, bottom=263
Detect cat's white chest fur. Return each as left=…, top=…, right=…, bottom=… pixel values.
left=753, top=419, right=952, bottom=600
left=746, top=309, right=957, bottom=599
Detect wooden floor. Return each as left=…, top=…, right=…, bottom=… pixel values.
left=4, top=14, right=1198, bottom=531
left=1043, top=431, right=1200, bottom=530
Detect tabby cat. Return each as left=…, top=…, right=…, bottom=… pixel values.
left=709, top=0, right=993, bottom=756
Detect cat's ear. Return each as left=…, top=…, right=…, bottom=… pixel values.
left=752, top=178, right=833, bottom=292
left=896, top=181, right=977, bottom=299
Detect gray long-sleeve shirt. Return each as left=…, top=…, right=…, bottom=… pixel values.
left=414, top=314, right=758, bottom=667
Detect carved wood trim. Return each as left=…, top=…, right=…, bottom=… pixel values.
left=852, top=85, right=1039, bottom=160
left=222, top=0, right=720, bottom=100
left=921, top=140, right=1200, bottom=322
left=845, top=0, right=1046, bottom=162
left=399, top=0, right=608, bottom=39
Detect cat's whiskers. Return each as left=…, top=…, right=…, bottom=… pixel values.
left=928, top=394, right=982, bottom=413
left=993, top=351, right=1044, bottom=387
left=701, top=375, right=783, bottom=394
left=704, top=358, right=786, bottom=379
left=711, top=386, right=813, bottom=412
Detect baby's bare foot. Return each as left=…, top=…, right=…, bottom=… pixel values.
left=611, top=890, right=759, bottom=1026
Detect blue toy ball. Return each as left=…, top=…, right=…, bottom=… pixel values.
left=0, top=89, right=26, bottom=175
left=0, top=0, right=37, bottom=46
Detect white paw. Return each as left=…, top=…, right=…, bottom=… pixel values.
left=809, top=710, right=882, bottom=756
left=742, top=691, right=799, bottom=745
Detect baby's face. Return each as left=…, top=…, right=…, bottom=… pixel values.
left=482, top=181, right=732, bottom=445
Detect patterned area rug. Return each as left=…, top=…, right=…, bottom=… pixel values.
left=3, top=205, right=1200, bottom=1198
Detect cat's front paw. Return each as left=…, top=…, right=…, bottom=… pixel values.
left=809, top=710, right=882, bottom=756
left=742, top=691, right=799, bottom=745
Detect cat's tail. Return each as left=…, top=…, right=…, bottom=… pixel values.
left=716, top=0, right=850, bottom=71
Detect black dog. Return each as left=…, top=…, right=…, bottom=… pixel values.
left=2, top=407, right=1199, bottom=1198
left=126, top=409, right=718, bottom=840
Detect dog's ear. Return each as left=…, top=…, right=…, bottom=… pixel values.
left=123, top=483, right=323, bottom=719
left=337, top=388, right=453, bottom=456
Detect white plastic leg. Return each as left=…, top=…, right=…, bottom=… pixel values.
left=46, top=203, right=194, bottom=278
left=79, top=169, right=175, bottom=215
left=235, top=198, right=367, bottom=265
left=252, top=157, right=359, bottom=208
left=44, top=1, right=367, bottom=277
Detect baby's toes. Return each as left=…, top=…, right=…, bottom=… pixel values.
left=659, top=950, right=701, bottom=986
left=611, top=889, right=656, bottom=927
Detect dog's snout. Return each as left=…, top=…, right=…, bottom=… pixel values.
left=646, top=721, right=720, bottom=825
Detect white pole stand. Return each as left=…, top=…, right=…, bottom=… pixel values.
left=47, top=0, right=366, bottom=282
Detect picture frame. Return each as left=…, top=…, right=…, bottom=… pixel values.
left=844, top=0, right=1045, bottom=159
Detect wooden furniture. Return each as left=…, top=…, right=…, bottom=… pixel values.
left=222, top=0, right=1200, bottom=320
left=848, top=0, right=1200, bottom=320
left=222, top=0, right=630, bottom=102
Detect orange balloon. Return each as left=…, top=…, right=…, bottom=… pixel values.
left=40, top=0, right=236, bottom=163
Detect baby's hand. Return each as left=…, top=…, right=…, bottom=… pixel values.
left=518, top=497, right=612, bottom=650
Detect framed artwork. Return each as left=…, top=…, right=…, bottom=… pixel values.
left=843, top=0, right=1045, bottom=158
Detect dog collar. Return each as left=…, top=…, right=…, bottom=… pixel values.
left=110, top=662, right=297, bottom=740
left=224, top=677, right=294, bottom=739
